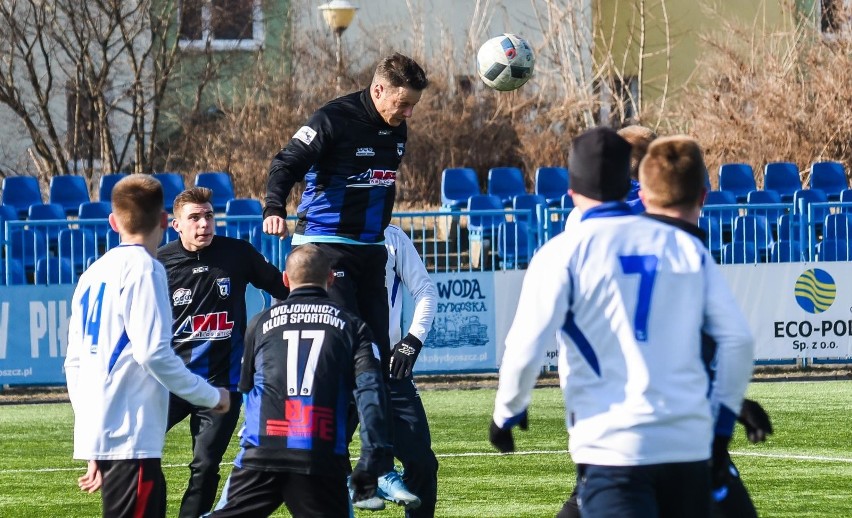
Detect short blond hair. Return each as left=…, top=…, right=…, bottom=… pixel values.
left=111, top=175, right=163, bottom=234
left=618, top=125, right=658, bottom=180
left=286, top=244, right=332, bottom=287
left=639, top=135, right=706, bottom=209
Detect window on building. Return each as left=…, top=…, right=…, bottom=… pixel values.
left=178, top=0, right=264, bottom=51
left=822, top=0, right=852, bottom=35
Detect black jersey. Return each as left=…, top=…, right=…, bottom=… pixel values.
left=236, top=287, right=391, bottom=476
left=264, top=89, right=407, bottom=243
left=158, top=236, right=290, bottom=391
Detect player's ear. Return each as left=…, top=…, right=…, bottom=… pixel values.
left=283, top=271, right=291, bottom=288
left=326, top=270, right=335, bottom=288
left=108, top=213, right=119, bottom=232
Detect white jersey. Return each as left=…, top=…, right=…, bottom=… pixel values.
left=65, top=244, right=220, bottom=461
left=493, top=204, right=754, bottom=466
left=384, top=225, right=437, bottom=346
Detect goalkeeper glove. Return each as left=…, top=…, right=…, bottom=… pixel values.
left=349, top=466, right=378, bottom=503
left=737, top=398, right=773, bottom=443
left=489, top=410, right=528, bottom=453
left=389, top=333, right=423, bottom=380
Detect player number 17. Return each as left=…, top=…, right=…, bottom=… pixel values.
left=618, top=255, right=659, bottom=342
left=284, top=329, right=326, bottom=396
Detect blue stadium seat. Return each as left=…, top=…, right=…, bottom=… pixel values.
left=250, top=225, right=290, bottom=269
left=195, top=171, right=235, bottom=212
left=698, top=216, right=724, bottom=262
left=441, top=168, right=480, bottom=210
left=78, top=201, right=112, bottom=242
left=746, top=190, right=784, bottom=236
left=466, top=194, right=504, bottom=240
left=733, top=215, right=772, bottom=261
left=823, top=213, right=852, bottom=241
left=0, top=204, right=18, bottom=245
left=8, top=228, right=48, bottom=271
left=702, top=190, right=739, bottom=234
left=49, top=175, right=91, bottom=215
left=770, top=240, right=804, bottom=263
left=58, top=228, right=97, bottom=274
left=35, top=257, right=74, bottom=285
left=718, top=163, right=756, bottom=203
left=809, top=161, right=847, bottom=201
left=561, top=193, right=575, bottom=209
left=722, top=242, right=758, bottom=264
left=152, top=172, right=186, bottom=212
left=534, top=166, right=569, bottom=207
left=487, top=167, right=526, bottom=207
left=27, top=203, right=68, bottom=248
left=225, top=198, right=262, bottom=239
left=816, top=239, right=852, bottom=261
left=1, top=258, right=28, bottom=285
left=98, top=173, right=128, bottom=202
left=2, top=176, right=42, bottom=218
left=763, top=162, right=800, bottom=202
left=512, top=193, right=546, bottom=226
left=497, top=221, right=532, bottom=269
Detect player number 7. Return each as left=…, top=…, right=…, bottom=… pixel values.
left=618, top=255, right=659, bottom=342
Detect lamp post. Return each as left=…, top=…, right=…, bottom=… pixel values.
left=318, top=1, right=358, bottom=88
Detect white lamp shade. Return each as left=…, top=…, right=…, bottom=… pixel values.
left=318, top=0, right=358, bottom=32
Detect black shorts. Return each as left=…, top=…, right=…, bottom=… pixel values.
left=98, top=458, right=166, bottom=518
left=210, top=466, right=349, bottom=518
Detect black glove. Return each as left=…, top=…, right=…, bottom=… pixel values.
left=349, top=467, right=378, bottom=503
left=737, top=398, right=773, bottom=443
left=711, top=434, right=733, bottom=489
left=489, top=411, right=528, bottom=453
left=389, top=333, right=423, bottom=379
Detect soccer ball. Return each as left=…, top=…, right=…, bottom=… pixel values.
left=476, top=33, right=535, bottom=91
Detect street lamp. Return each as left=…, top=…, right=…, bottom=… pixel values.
left=318, top=0, right=358, bottom=85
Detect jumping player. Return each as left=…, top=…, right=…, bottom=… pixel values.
left=210, top=244, right=392, bottom=517
left=158, top=187, right=290, bottom=518
left=65, top=175, right=229, bottom=518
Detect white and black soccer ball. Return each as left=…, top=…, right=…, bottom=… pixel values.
left=476, top=33, right=535, bottom=91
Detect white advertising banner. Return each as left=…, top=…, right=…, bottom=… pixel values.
left=720, top=262, right=852, bottom=360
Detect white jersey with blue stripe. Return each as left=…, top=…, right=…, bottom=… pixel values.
left=384, top=225, right=437, bottom=346
left=65, top=245, right=220, bottom=461
left=493, top=203, right=754, bottom=466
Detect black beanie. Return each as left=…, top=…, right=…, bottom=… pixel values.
left=569, top=127, right=632, bottom=202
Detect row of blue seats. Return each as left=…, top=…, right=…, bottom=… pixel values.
left=439, top=160, right=850, bottom=212
left=0, top=171, right=238, bottom=217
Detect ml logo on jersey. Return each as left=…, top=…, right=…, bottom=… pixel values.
left=216, top=277, right=231, bottom=299
left=172, top=288, right=192, bottom=306
left=175, top=312, right=234, bottom=341
left=346, top=169, right=396, bottom=187
left=397, top=142, right=405, bottom=157
left=355, top=147, right=375, bottom=157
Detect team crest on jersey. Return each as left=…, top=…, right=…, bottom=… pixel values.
left=346, top=169, right=396, bottom=187
left=172, top=288, right=192, bottom=306
left=293, top=126, right=317, bottom=146
left=397, top=142, right=405, bottom=157
left=175, top=312, right=234, bottom=341
left=355, top=147, right=375, bottom=157
left=216, top=277, right=231, bottom=298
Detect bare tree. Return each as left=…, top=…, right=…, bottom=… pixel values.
left=0, top=0, right=183, bottom=186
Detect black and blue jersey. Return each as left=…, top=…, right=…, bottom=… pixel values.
left=264, top=89, right=407, bottom=244
left=236, top=287, right=392, bottom=476
left=158, top=236, right=290, bottom=391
